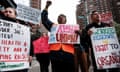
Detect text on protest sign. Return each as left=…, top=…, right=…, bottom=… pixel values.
left=16, top=4, right=41, bottom=24
left=91, top=27, right=120, bottom=69
left=0, top=19, right=30, bottom=71
left=49, top=24, right=80, bottom=44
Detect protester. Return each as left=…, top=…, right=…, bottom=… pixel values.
left=1, top=7, right=40, bottom=72
left=3, top=7, right=27, bottom=25
left=84, top=10, right=119, bottom=72
left=4, top=7, right=16, bottom=18
left=33, top=32, right=50, bottom=72
left=30, top=23, right=42, bottom=58
left=41, top=1, right=75, bottom=72
left=3, top=7, right=21, bottom=23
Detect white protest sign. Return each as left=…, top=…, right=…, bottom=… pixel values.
left=49, top=24, right=80, bottom=44
left=91, top=27, right=120, bottom=69
left=16, top=4, right=41, bottom=24
left=0, top=19, right=30, bottom=71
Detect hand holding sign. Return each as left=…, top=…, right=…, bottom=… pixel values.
left=88, top=27, right=96, bottom=35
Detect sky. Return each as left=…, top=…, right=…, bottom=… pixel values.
left=14, top=0, right=79, bottom=24
left=41, top=0, right=79, bottom=24
left=14, top=0, right=30, bottom=6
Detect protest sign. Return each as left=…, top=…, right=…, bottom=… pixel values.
left=100, top=12, right=113, bottom=25
left=0, top=19, right=30, bottom=71
left=16, top=4, right=41, bottom=24
left=91, top=27, right=120, bottom=69
left=49, top=24, right=80, bottom=44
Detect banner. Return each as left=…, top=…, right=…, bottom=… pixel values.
left=0, top=19, right=30, bottom=71
left=91, top=27, right=120, bottom=69
left=16, top=4, right=41, bottom=24
left=100, top=12, right=113, bottom=25
left=49, top=24, right=80, bottom=44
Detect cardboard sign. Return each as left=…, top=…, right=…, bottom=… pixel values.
left=91, top=27, right=120, bottom=69
left=16, top=4, right=41, bottom=24
left=49, top=24, right=80, bottom=44
left=0, top=19, right=30, bottom=71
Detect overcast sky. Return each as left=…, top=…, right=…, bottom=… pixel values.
left=14, top=0, right=79, bottom=24
left=14, top=0, right=30, bottom=6
left=41, top=0, right=79, bottom=24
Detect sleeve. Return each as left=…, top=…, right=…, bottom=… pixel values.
left=41, top=10, right=53, bottom=31
left=30, top=38, right=34, bottom=56
left=85, top=24, right=92, bottom=31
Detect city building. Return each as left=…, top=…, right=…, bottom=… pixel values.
left=30, top=0, right=41, bottom=9
left=110, top=0, right=120, bottom=24
left=76, top=0, right=113, bottom=28
left=94, top=0, right=111, bottom=13
left=76, top=1, right=86, bottom=29
left=76, top=0, right=96, bottom=28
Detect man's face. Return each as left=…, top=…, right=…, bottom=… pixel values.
left=58, top=15, right=66, bottom=24
left=91, top=12, right=101, bottom=22
left=4, top=8, right=16, bottom=19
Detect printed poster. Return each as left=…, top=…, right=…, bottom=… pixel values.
left=16, top=4, right=41, bottom=24
left=49, top=24, right=80, bottom=44
left=0, top=19, right=30, bottom=71
left=91, top=27, right=120, bottom=69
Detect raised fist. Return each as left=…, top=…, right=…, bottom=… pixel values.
left=46, top=1, right=52, bottom=8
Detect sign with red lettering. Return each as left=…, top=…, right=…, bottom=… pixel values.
left=0, top=19, right=30, bottom=71
left=49, top=24, right=80, bottom=44
left=100, top=12, right=113, bottom=25
left=91, top=27, right=120, bottom=69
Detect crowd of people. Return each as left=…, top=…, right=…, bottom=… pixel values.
left=0, top=0, right=120, bottom=72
